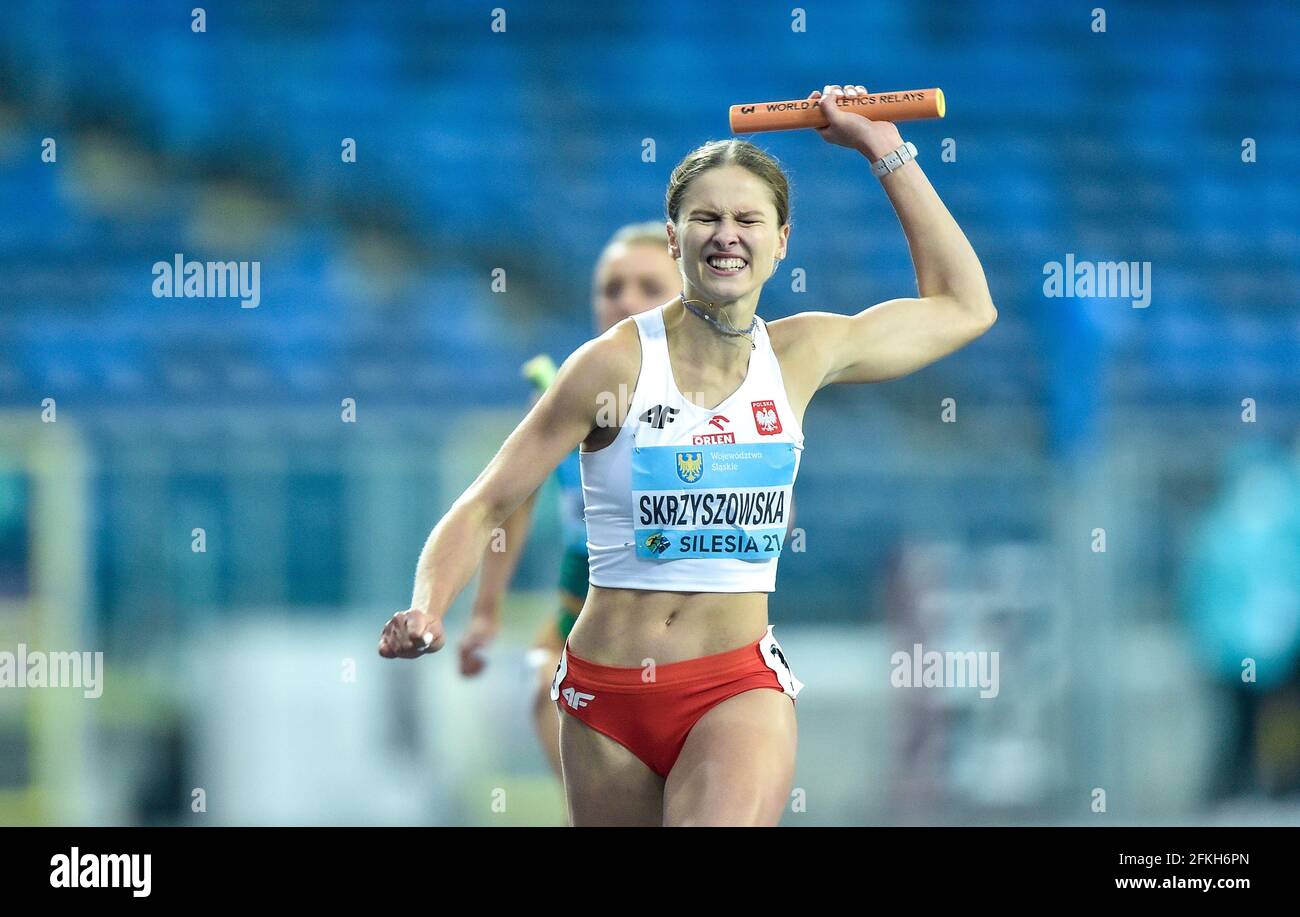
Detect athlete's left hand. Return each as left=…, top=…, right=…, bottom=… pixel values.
left=458, top=612, right=499, bottom=677
left=809, top=84, right=904, bottom=160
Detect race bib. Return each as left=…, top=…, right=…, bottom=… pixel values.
left=631, top=441, right=797, bottom=561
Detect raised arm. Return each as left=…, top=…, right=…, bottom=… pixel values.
left=772, top=83, right=997, bottom=391
left=379, top=330, right=633, bottom=659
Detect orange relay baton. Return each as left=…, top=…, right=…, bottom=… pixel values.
left=729, top=88, right=945, bottom=134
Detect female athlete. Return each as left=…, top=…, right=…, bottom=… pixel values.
left=379, top=84, right=997, bottom=826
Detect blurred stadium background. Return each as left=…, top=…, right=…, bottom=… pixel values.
left=1, top=0, right=1298, bottom=826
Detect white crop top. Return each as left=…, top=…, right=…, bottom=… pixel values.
left=580, top=303, right=805, bottom=593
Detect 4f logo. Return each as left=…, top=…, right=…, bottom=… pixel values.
left=639, top=404, right=679, bottom=429
left=562, top=687, right=594, bottom=709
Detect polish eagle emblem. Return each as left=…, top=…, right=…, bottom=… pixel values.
left=751, top=399, right=783, bottom=435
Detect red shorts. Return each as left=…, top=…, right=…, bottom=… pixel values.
left=550, top=625, right=804, bottom=778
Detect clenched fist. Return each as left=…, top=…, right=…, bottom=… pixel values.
left=377, top=608, right=444, bottom=659
left=810, top=84, right=904, bottom=160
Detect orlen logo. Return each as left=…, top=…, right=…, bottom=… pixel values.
left=693, top=414, right=735, bottom=445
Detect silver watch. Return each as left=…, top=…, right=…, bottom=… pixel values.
left=870, top=140, right=918, bottom=177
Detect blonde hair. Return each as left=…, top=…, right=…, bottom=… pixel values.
left=597, top=220, right=670, bottom=262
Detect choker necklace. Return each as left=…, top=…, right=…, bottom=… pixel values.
left=679, top=293, right=757, bottom=350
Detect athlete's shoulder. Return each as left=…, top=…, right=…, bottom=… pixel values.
left=552, top=314, right=642, bottom=402
left=764, top=310, right=844, bottom=408
left=766, top=310, right=841, bottom=361
left=575, top=313, right=643, bottom=375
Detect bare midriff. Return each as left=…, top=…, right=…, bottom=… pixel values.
left=568, top=585, right=769, bottom=667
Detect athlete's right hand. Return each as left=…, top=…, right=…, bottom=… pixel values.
left=378, top=608, right=444, bottom=659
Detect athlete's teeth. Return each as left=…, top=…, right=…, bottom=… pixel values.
left=709, top=258, right=745, bottom=270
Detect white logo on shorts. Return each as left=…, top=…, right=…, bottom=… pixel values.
left=759, top=625, right=804, bottom=698
left=549, top=647, right=568, bottom=701
left=562, top=686, right=595, bottom=709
